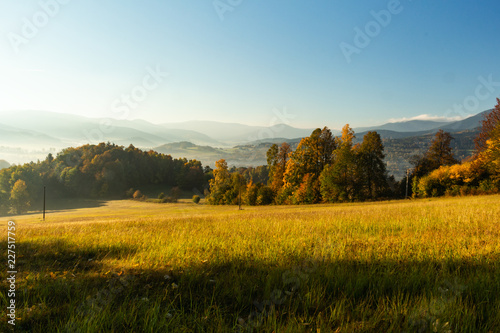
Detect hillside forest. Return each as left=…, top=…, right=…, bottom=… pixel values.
left=1, top=99, right=499, bottom=214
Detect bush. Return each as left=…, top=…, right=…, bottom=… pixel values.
left=192, top=195, right=201, bottom=204
left=133, top=190, right=146, bottom=200
left=126, top=188, right=135, bottom=198
left=459, top=186, right=470, bottom=196
left=158, top=192, right=165, bottom=200
left=256, top=186, right=274, bottom=205
left=161, top=196, right=177, bottom=203
left=479, top=179, right=495, bottom=193
left=445, top=185, right=461, bottom=197
left=170, top=187, right=181, bottom=200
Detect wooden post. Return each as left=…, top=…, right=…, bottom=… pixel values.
left=43, top=186, right=46, bottom=221
left=405, top=169, right=409, bottom=199
left=238, top=176, right=242, bottom=210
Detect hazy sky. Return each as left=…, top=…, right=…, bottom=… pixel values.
left=1, top=1, right=500, bottom=129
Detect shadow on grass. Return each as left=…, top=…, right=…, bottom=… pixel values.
left=0, top=238, right=139, bottom=332
left=0, top=199, right=106, bottom=218
left=0, top=238, right=138, bottom=273
left=1, top=245, right=499, bottom=332
left=44, top=198, right=107, bottom=212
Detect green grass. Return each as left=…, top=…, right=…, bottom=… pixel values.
left=1, top=196, right=500, bottom=332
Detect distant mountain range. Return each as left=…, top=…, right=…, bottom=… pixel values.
left=162, top=120, right=316, bottom=144
left=355, top=119, right=451, bottom=133
left=0, top=109, right=489, bottom=178
left=354, top=111, right=489, bottom=138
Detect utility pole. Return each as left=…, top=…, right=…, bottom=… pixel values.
left=238, top=176, right=242, bottom=210
left=43, top=186, right=46, bottom=221
left=405, top=169, right=410, bottom=199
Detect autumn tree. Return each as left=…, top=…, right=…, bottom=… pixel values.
left=282, top=127, right=335, bottom=203
left=207, top=159, right=231, bottom=204
left=10, top=179, right=31, bottom=214
left=479, top=120, right=500, bottom=181
left=475, top=98, right=500, bottom=152
left=244, top=181, right=260, bottom=206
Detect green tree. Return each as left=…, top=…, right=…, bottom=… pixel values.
left=10, top=179, right=31, bottom=214
left=266, top=144, right=279, bottom=170
left=317, top=126, right=337, bottom=171
left=320, top=125, right=357, bottom=202
left=256, top=185, right=274, bottom=205
left=412, top=130, right=457, bottom=179
left=358, top=131, right=388, bottom=199
left=427, top=130, right=458, bottom=168
left=0, top=189, right=9, bottom=214
left=267, top=142, right=291, bottom=194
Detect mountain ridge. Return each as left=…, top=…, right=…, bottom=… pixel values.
left=0, top=109, right=489, bottom=169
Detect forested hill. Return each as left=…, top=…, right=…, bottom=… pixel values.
left=0, top=143, right=207, bottom=214
left=155, top=129, right=479, bottom=180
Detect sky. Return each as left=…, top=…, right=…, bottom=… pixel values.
left=1, top=0, right=500, bottom=129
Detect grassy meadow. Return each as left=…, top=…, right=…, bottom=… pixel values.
left=1, top=195, right=500, bottom=332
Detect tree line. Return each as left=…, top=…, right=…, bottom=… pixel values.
left=0, top=143, right=207, bottom=214
left=207, top=125, right=393, bottom=205
left=409, top=99, right=500, bottom=198
left=207, top=99, right=500, bottom=205
left=2, top=99, right=499, bottom=213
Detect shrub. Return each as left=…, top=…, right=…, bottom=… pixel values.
left=133, top=190, right=146, bottom=200
left=126, top=188, right=135, bottom=198
left=256, top=186, right=274, bottom=205
left=479, top=179, right=495, bottom=193
left=170, top=187, right=181, bottom=200
left=161, top=196, right=177, bottom=203
left=192, top=195, right=201, bottom=204
left=459, top=186, right=470, bottom=196
left=158, top=192, right=165, bottom=200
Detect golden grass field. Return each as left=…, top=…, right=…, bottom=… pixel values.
left=1, top=195, right=500, bottom=332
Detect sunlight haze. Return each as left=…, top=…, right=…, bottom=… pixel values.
left=1, top=1, right=499, bottom=128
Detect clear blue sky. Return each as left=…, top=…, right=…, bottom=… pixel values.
left=1, top=0, right=500, bottom=129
